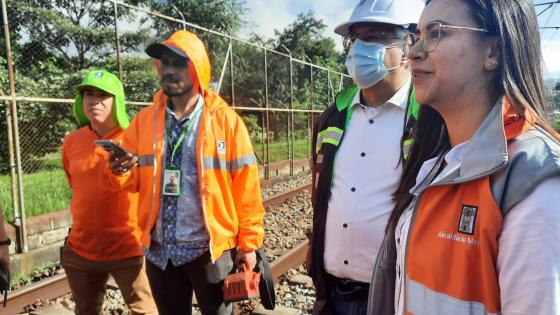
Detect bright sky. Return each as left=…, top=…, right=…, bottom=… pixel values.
left=243, top=0, right=560, bottom=78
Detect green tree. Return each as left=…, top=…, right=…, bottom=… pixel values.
left=141, top=0, right=247, bottom=86
left=272, top=11, right=342, bottom=67
left=0, top=0, right=150, bottom=173
left=267, top=12, right=345, bottom=139
left=144, top=0, right=246, bottom=37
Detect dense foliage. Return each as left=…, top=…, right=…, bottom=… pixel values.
left=0, top=0, right=346, bottom=174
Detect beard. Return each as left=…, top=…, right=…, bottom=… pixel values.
left=162, top=86, right=190, bottom=97
left=161, top=77, right=193, bottom=97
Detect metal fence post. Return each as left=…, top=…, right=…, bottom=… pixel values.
left=327, top=70, right=332, bottom=104
left=217, top=40, right=232, bottom=94
left=309, top=65, right=314, bottom=159
left=264, top=49, right=270, bottom=179
left=2, top=0, right=27, bottom=252
left=280, top=45, right=294, bottom=176
left=288, top=53, right=294, bottom=176
left=0, top=93, right=19, bottom=236
left=229, top=39, right=235, bottom=107
left=114, top=2, right=124, bottom=81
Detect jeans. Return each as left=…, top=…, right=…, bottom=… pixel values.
left=313, top=275, right=369, bottom=315
left=327, top=286, right=369, bottom=315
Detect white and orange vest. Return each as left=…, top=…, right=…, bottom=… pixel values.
left=368, top=97, right=560, bottom=315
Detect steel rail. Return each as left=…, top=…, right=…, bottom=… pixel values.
left=4, top=273, right=70, bottom=314
left=269, top=241, right=309, bottom=282
left=262, top=184, right=312, bottom=208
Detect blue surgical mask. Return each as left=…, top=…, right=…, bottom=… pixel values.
left=345, top=39, right=400, bottom=89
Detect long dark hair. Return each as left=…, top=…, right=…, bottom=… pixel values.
left=387, top=0, right=556, bottom=232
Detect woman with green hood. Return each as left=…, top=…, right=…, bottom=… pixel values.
left=60, top=69, right=157, bottom=315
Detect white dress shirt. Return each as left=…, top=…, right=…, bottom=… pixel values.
left=395, top=141, right=560, bottom=315
left=324, top=79, right=411, bottom=283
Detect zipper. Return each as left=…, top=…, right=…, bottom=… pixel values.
left=401, top=160, right=507, bottom=312
left=199, top=107, right=215, bottom=262
left=146, top=105, right=160, bottom=245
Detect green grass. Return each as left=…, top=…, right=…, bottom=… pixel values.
left=254, top=138, right=311, bottom=163
left=0, top=138, right=311, bottom=221
left=0, top=170, right=71, bottom=222
left=40, top=152, right=63, bottom=170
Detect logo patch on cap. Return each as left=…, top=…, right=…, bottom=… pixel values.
left=458, top=205, right=477, bottom=235
left=94, top=71, right=103, bottom=79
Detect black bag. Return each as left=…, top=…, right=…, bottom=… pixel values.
left=255, top=248, right=275, bottom=310
left=0, top=265, right=9, bottom=307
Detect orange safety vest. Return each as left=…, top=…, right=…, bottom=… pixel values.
left=109, top=30, right=265, bottom=261
left=369, top=97, right=560, bottom=314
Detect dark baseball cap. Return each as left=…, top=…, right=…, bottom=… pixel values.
left=145, top=42, right=189, bottom=60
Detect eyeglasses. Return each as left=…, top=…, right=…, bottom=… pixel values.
left=343, top=31, right=406, bottom=50
left=405, top=21, right=489, bottom=53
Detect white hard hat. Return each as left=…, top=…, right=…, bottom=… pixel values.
left=334, top=0, right=425, bottom=36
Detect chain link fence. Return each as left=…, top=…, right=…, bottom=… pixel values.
left=1, top=0, right=352, bottom=252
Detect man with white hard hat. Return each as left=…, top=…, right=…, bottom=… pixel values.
left=308, top=0, right=424, bottom=313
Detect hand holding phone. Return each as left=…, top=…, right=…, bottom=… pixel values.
left=94, top=140, right=128, bottom=158
left=95, top=140, right=138, bottom=174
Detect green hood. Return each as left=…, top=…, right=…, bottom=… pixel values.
left=74, top=69, right=129, bottom=129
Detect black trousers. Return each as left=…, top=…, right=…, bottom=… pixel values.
left=146, top=250, right=235, bottom=315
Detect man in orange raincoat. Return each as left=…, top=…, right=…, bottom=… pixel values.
left=108, top=30, right=265, bottom=314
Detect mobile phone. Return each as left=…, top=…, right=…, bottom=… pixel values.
left=94, top=140, right=128, bottom=158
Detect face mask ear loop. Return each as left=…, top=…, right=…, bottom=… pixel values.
left=385, top=43, right=409, bottom=72
left=386, top=63, right=403, bottom=72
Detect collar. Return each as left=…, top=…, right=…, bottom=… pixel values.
left=165, top=94, right=203, bottom=122
left=410, top=140, right=468, bottom=195
left=349, top=78, right=411, bottom=111
left=87, top=124, right=122, bottom=139
left=440, top=96, right=533, bottom=183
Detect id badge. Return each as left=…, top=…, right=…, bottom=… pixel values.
left=163, top=168, right=181, bottom=196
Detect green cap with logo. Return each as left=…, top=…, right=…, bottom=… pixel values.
left=74, top=69, right=129, bottom=129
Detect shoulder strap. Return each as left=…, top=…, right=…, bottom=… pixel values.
left=402, top=86, right=420, bottom=160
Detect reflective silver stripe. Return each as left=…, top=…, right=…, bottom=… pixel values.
left=137, top=154, right=155, bottom=167
left=229, top=154, right=257, bottom=172
left=407, top=278, right=500, bottom=315
left=316, top=128, right=344, bottom=153
left=316, top=131, right=327, bottom=153
left=322, top=130, right=343, bottom=144
left=202, top=154, right=256, bottom=172
left=202, top=157, right=227, bottom=170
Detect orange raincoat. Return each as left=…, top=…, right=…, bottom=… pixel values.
left=110, top=30, right=265, bottom=261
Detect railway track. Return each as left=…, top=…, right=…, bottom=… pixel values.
left=5, top=183, right=312, bottom=314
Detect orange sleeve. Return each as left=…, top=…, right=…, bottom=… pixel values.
left=61, top=137, right=72, bottom=188
left=229, top=111, right=265, bottom=251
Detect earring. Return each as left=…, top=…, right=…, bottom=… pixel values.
left=486, top=60, right=497, bottom=70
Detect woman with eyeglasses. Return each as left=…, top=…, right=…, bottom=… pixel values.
left=367, top=1, right=560, bottom=315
